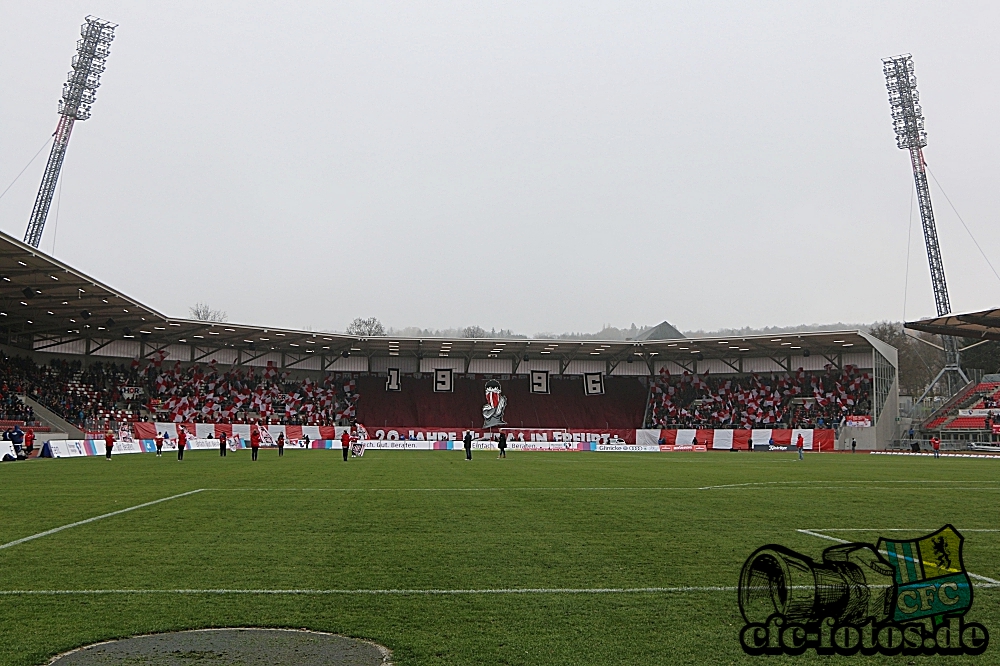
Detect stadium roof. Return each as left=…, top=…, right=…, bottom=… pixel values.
left=636, top=320, right=685, bottom=340
left=905, top=308, right=1000, bottom=342
left=0, top=229, right=885, bottom=371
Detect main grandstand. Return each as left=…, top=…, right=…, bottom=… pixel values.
left=0, top=229, right=898, bottom=449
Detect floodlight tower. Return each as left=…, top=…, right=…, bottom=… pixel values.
left=883, top=54, right=969, bottom=404
left=23, top=16, right=117, bottom=249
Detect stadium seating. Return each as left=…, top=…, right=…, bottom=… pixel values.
left=146, top=361, right=357, bottom=425
left=355, top=374, right=647, bottom=429
left=945, top=416, right=986, bottom=430
left=0, top=420, right=49, bottom=432
left=1, top=356, right=141, bottom=431
left=0, top=351, right=882, bottom=433
left=921, top=381, right=1000, bottom=432
left=645, top=366, right=872, bottom=429
left=924, top=416, right=948, bottom=430
left=0, top=403, right=36, bottom=425
left=0, top=353, right=358, bottom=430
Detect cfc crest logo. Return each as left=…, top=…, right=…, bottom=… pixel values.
left=738, top=525, right=988, bottom=656
left=878, top=526, right=971, bottom=624
left=482, top=379, right=507, bottom=428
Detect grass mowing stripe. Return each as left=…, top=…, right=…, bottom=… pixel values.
left=0, top=587, right=736, bottom=595
left=202, top=480, right=1000, bottom=492
left=1, top=585, right=998, bottom=596
left=0, top=489, right=205, bottom=551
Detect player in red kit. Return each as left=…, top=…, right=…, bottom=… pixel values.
left=104, top=429, right=114, bottom=460
left=250, top=425, right=261, bottom=461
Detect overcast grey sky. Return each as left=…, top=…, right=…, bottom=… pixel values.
left=2, top=1, right=998, bottom=335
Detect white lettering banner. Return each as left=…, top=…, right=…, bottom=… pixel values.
left=46, top=440, right=89, bottom=458
left=362, top=440, right=435, bottom=450
left=594, top=444, right=660, bottom=452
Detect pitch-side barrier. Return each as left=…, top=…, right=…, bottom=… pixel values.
left=42, top=439, right=667, bottom=457
left=40, top=438, right=347, bottom=458
left=39, top=428, right=835, bottom=458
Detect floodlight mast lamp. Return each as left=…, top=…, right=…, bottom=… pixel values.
left=883, top=53, right=968, bottom=410
left=23, top=16, right=117, bottom=249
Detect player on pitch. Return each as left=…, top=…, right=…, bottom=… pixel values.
left=250, top=424, right=261, bottom=461
left=104, top=428, right=114, bottom=461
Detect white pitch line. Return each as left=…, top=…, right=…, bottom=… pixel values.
left=766, top=486, right=1000, bottom=491
left=815, top=528, right=1000, bottom=532
left=203, top=487, right=698, bottom=492
left=0, top=489, right=205, bottom=551
left=697, top=482, right=766, bottom=490
left=798, top=529, right=1000, bottom=586
left=797, top=529, right=848, bottom=544
left=872, top=452, right=1000, bottom=459
left=0, top=586, right=736, bottom=596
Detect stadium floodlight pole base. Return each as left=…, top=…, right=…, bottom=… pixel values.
left=908, top=363, right=970, bottom=419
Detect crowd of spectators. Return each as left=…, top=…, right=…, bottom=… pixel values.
left=0, top=352, right=359, bottom=430
left=645, top=365, right=873, bottom=429
left=0, top=388, right=35, bottom=424
left=142, top=359, right=358, bottom=425
left=0, top=354, right=138, bottom=427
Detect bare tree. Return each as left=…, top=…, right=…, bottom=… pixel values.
left=868, top=321, right=945, bottom=397
left=463, top=325, right=487, bottom=338
left=189, top=303, right=227, bottom=322
left=347, top=317, right=385, bottom=336
left=961, top=340, right=1000, bottom=375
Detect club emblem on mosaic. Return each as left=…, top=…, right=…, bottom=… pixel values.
left=482, top=380, right=507, bottom=429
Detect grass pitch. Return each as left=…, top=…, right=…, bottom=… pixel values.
left=1, top=449, right=998, bottom=665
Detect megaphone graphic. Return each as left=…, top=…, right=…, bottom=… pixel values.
left=739, top=543, right=896, bottom=625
